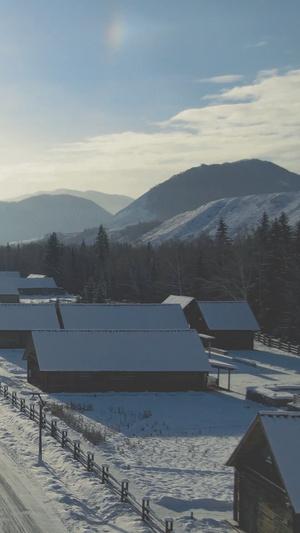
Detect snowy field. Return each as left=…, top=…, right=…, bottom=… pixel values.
left=0, top=342, right=299, bottom=532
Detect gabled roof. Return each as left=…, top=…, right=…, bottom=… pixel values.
left=198, top=301, right=260, bottom=331
left=162, top=295, right=196, bottom=309
left=26, top=329, right=212, bottom=372
left=0, top=303, right=60, bottom=330
left=59, top=303, right=189, bottom=330
left=227, top=411, right=300, bottom=513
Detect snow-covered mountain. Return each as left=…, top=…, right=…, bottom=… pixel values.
left=108, top=159, right=300, bottom=231
left=135, top=191, right=300, bottom=245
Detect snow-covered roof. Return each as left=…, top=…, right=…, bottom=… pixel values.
left=18, top=278, right=58, bottom=289
left=27, top=274, right=47, bottom=279
left=0, top=303, right=60, bottom=330
left=0, top=276, right=58, bottom=294
left=29, top=329, right=212, bottom=372
left=0, top=271, right=20, bottom=278
left=198, top=301, right=259, bottom=331
left=227, top=411, right=300, bottom=514
left=0, top=282, right=19, bottom=295
left=59, top=303, right=189, bottom=330
left=162, top=295, right=196, bottom=308
left=260, top=412, right=300, bottom=513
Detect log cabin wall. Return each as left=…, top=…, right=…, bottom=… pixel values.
left=236, top=468, right=294, bottom=533
left=27, top=366, right=209, bottom=393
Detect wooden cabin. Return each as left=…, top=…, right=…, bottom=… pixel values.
left=58, top=303, right=189, bottom=330
left=0, top=303, right=60, bottom=348
left=197, top=301, right=260, bottom=350
left=23, top=329, right=211, bottom=393
left=227, top=411, right=300, bottom=532
left=162, top=295, right=201, bottom=331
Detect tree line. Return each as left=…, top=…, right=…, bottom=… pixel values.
left=2, top=213, right=300, bottom=343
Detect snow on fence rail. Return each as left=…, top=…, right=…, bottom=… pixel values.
left=0, top=383, right=174, bottom=533
left=255, top=332, right=300, bottom=356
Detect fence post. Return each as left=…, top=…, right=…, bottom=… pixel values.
left=11, top=391, right=17, bottom=406
left=101, top=464, right=109, bottom=484
left=165, top=518, right=174, bottom=532
left=51, top=419, right=58, bottom=438
left=30, top=403, right=35, bottom=420
left=87, top=452, right=94, bottom=472
left=61, top=429, right=68, bottom=448
left=73, top=440, right=81, bottom=460
left=20, top=398, right=25, bottom=412
left=121, top=479, right=129, bottom=502
left=3, top=385, right=8, bottom=397
left=142, top=497, right=150, bottom=522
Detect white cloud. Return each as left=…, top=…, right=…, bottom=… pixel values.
left=0, top=69, right=299, bottom=199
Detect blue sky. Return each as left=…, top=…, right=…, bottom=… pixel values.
left=0, top=0, right=300, bottom=200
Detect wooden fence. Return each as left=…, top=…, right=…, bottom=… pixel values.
left=0, top=383, right=174, bottom=533
left=254, top=332, right=300, bottom=356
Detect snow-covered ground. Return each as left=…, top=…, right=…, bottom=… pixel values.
left=0, top=342, right=299, bottom=532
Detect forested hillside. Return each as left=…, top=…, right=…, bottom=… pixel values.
left=2, top=213, right=300, bottom=343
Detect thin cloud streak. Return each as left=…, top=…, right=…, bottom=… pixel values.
left=196, top=75, right=244, bottom=84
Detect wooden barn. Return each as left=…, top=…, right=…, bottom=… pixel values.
left=23, top=329, right=211, bottom=393
left=227, top=411, right=300, bottom=533
left=162, top=295, right=201, bottom=330
left=58, top=303, right=189, bottom=330
left=197, top=301, right=260, bottom=350
left=0, top=303, right=60, bottom=348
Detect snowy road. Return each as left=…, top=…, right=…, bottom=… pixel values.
left=0, top=447, right=67, bottom=533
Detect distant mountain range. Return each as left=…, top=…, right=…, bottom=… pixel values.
left=8, top=189, right=134, bottom=215
left=0, top=194, right=112, bottom=244
left=107, top=159, right=300, bottom=231
left=2, top=159, right=300, bottom=246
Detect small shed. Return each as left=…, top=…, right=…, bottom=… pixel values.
left=0, top=303, right=60, bottom=348
left=227, top=411, right=300, bottom=533
left=58, top=303, right=189, bottom=330
left=23, top=329, right=211, bottom=393
left=162, top=295, right=201, bottom=330
left=197, top=301, right=260, bottom=350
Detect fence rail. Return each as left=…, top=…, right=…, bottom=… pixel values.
left=0, top=383, right=174, bottom=533
left=254, top=332, right=300, bottom=356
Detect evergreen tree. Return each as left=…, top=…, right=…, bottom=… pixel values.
left=94, top=225, right=110, bottom=301
left=43, top=232, right=62, bottom=280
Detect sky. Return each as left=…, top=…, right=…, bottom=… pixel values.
left=0, top=0, right=300, bottom=200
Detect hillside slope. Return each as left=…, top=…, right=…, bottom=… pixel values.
left=136, top=191, right=300, bottom=245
